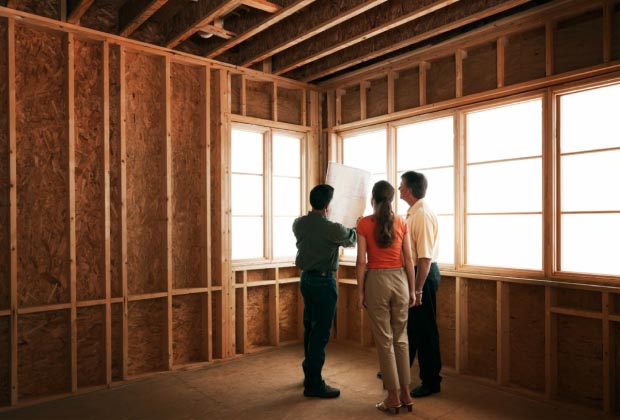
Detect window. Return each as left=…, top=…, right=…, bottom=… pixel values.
left=465, top=99, right=543, bottom=270
left=231, top=126, right=304, bottom=262
left=558, top=83, right=620, bottom=276
left=396, top=116, right=455, bottom=265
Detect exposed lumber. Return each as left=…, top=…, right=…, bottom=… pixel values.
left=165, top=56, right=173, bottom=370
left=6, top=1, right=17, bottom=8
left=241, top=0, right=281, bottom=13
left=203, top=0, right=315, bottom=59
left=119, top=46, right=129, bottom=381
left=119, top=1, right=170, bottom=37
left=198, top=23, right=236, bottom=40
left=281, top=0, right=530, bottom=82
left=227, top=0, right=387, bottom=67
left=497, top=36, right=506, bottom=87
left=165, top=0, right=241, bottom=48
left=102, top=41, right=112, bottom=387
left=67, top=0, right=95, bottom=24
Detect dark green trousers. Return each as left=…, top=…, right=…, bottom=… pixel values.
left=300, top=272, right=337, bottom=391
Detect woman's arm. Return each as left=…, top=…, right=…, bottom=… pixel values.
left=356, top=234, right=368, bottom=309
left=402, top=232, right=417, bottom=308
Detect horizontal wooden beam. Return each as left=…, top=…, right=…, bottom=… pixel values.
left=241, top=0, right=281, bottom=13
left=280, top=0, right=529, bottom=82
left=198, top=23, right=237, bottom=40
left=231, top=0, right=387, bottom=67
left=166, top=0, right=241, bottom=48
left=67, top=0, right=95, bottom=24
left=119, top=0, right=170, bottom=37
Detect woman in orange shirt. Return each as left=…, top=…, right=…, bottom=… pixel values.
left=356, top=180, right=416, bottom=414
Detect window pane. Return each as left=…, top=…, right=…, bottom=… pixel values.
left=273, top=176, right=301, bottom=216
left=560, top=83, right=620, bottom=153
left=437, top=215, right=454, bottom=265
left=231, top=129, right=263, bottom=174
left=273, top=216, right=297, bottom=258
left=561, top=150, right=620, bottom=211
left=423, top=168, right=454, bottom=214
left=561, top=214, right=620, bottom=275
left=468, top=158, right=542, bottom=213
left=232, top=216, right=264, bottom=260
left=467, top=215, right=542, bottom=270
left=273, top=134, right=301, bottom=176
left=342, top=130, right=387, bottom=174
left=397, top=117, right=454, bottom=169
left=231, top=174, right=263, bottom=216
left=467, top=99, right=542, bottom=163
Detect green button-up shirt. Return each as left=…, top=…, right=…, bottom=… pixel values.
left=293, top=212, right=357, bottom=272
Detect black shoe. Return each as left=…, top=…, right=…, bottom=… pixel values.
left=304, top=384, right=341, bottom=398
left=410, top=383, right=440, bottom=398
left=376, top=371, right=382, bottom=380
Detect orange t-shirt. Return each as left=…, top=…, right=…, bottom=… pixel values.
left=356, top=215, right=408, bottom=269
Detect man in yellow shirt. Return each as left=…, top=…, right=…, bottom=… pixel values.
left=399, top=171, right=442, bottom=398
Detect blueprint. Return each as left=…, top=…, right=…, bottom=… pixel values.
left=325, top=162, right=371, bottom=228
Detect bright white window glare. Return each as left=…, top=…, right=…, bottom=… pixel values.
left=422, top=168, right=454, bottom=214
left=232, top=216, right=264, bottom=259
left=467, top=99, right=542, bottom=163
left=343, top=130, right=387, bottom=174
left=437, top=215, right=454, bottom=265
left=467, top=215, right=542, bottom=270
left=231, top=129, right=263, bottom=174
left=231, top=174, right=263, bottom=216
left=467, top=158, right=542, bottom=213
left=561, top=214, right=620, bottom=275
left=273, top=135, right=301, bottom=176
left=397, top=117, right=454, bottom=170
left=273, top=216, right=297, bottom=258
left=273, top=177, right=301, bottom=216
left=561, top=150, right=620, bottom=212
left=560, top=84, right=620, bottom=153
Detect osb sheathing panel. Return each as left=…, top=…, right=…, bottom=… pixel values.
left=77, top=305, right=106, bottom=387
left=125, top=51, right=167, bottom=295
left=13, top=0, right=60, bottom=20
left=278, top=266, right=300, bottom=279
left=505, top=27, right=546, bottom=86
left=109, top=44, right=122, bottom=298
left=0, top=317, right=9, bottom=406
left=463, top=42, right=497, bottom=97
left=247, top=268, right=276, bottom=282
left=246, top=80, right=272, bottom=121
left=612, top=293, right=620, bottom=316
left=337, top=265, right=356, bottom=280
left=555, top=288, right=602, bottom=312
left=427, top=55, right=456, bottom=105
left=321, top=93, right=328, bottom=129
left=18, top=310, right=70, bottom=399
left=111, top=303, right=123, bottom=381
left=554, top=10, right=603, bottom=75
left=466, top=279, right=497, bottom=380
left=614, top=322, right=620, bottom=414
left=394, top=67, right=420, bottom=113
left=172, top=294, right=205, bottom=365
left=79, top=0, right=123, bottom=34
left=279, top=283, right=299, bottom=342
left=247, top=286, right=270, bottom=348
left=508, top=284, right=545, bottom=392
left=128, top=299, right=166, bottom=376
left=0, top=18, right=9, bottom=310
left=366, top=77, right=388, bottom=119
left=171, top=63, right=204, bottom=289
left=613, top=4, right=620, bottom=61
left=15, top=26, right=70, bottom=307
left=75, top=39, right=106, bottom=301
left=209, top=69, right=222, bottom=288
left=231, top=74, right=242, bottom=115
left=341, top=85, right=360, bottom=125
left=557, top=314, right=603, bottom=409
left=436, top=276, right=456, bottom=369
left=235, top=288, right=244, bottom=354
left=346, top=284, right=361, bottom=343
left=277, top=87, right=302, bottom=125
left=211, top=291, right=222, bottom=358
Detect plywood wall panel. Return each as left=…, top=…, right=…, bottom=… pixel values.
left=279, top=283, right=299, bottom=342
left=125, top=51, right=167, bottom=295
left=15, top=26, right=69, bottom=307
left=212, top=291, right=222, bottom=359
left=277, top=87, right=302, bottom=125
left=247, top=268, right=276, bottom=282
left=0, top=18, right=9, bottom=311
left=0, top=317, right=9, bottom=406
left=235, top=288, right=244, bottom=354
left=367, top=76, right=388, bottom=119
left=341, top=85, right=360, bottom=125
left=247, top=286, right=270, bottom=348
left=74, top=38, right=106, bottom=301
left=394, top=66, right=420, bottom=113
left=557, top=315, right=603, bottom=409
left=171, top=63, right=204, bottom=290
left=172, top=294, right=205, bottom=365
left=509, top=284, right=545, bottom=392
left=427, top=55, right=456, bottom=105
left=246, top=80, right=272, bottom=121
left=231, top=73, right=242, bottom=115
left=555, top=288, right=601, bottom=312
left=111, top=303, right=123, bottom=381
left=18, top=310, right=70, bottom=399
left=437, top=276, right=456, bottom=369
left=554, top=10, right=603, bottom=75
left=79, top=0, right=120, bottom=34
left=278, top=266, right=300, bottom=280
left=76, top=305, right=106, bottom=388
left=505, top=27, right=546, bottom=86
left=346, top=284, right=361, bottom=343
left=466, top=279, right=497, bottom=380
left=463, top=42, right=497, bottom=96
left=128, top=298, right=166, bottom=376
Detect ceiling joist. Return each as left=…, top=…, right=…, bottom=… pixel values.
left=67, top=0, right=95, bottom=24
left=198, top=23, right=237, bottom=40
left=240, top=0, right=282, bottom=14
left=120, top=0, right=170, bottom=37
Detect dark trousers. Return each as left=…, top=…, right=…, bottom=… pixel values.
left=408, top=263, right=442, bottom=388
left=300, top=272, right=337, bottom=391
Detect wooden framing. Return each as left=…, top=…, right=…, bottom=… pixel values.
left=119, top=0, right=169, bottom=37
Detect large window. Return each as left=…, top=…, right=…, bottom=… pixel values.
left=231, top=126, right=304, bottom=262
left=558, top=83, right=620, bottom=276
left=465, top=98, right=543, bottom=270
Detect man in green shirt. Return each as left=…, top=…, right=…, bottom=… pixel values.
left=293, top=184, right=357, bottom=398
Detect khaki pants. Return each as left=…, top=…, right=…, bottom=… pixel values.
left=365, top=268, right=410, bottom=391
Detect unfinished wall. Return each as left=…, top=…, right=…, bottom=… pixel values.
left=0, top=18, right=9, bottom=312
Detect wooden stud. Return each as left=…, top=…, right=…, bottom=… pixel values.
left=603, top=292, right=610, bottom=414
left=360, top=81, right=369, bottom=120
left=272, top=82, right=278, bottom=122
left=545, top=22, right=555, bottom=77
left=335, top=89, right=344, bottom=126
left=497, top=36, right=506, bottom=88
left=419, top=61, right=428, bottom=106
left=455, top=277, right=468, bottom=374
left=102, top=41, right=112, bottom=387
left=603, top=0, right=611, bottom=63
left=201, top=66, right=212, bottom=361
left=164, top=56, right=173, bottom=370
left=119, top=46, right=129, bottom=380
left=455, top=50, right=464, bottom=98
left=387, top=71, right=395, bottom=114
left=497, top=282, right=510, bottom=385
left=326, top=90, right=335, bottom=129
left=301, top=89, right=307, bottom=127
left=269, top=284, right=279, bottom=346
left=240, top=75, right=247, bottom=117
